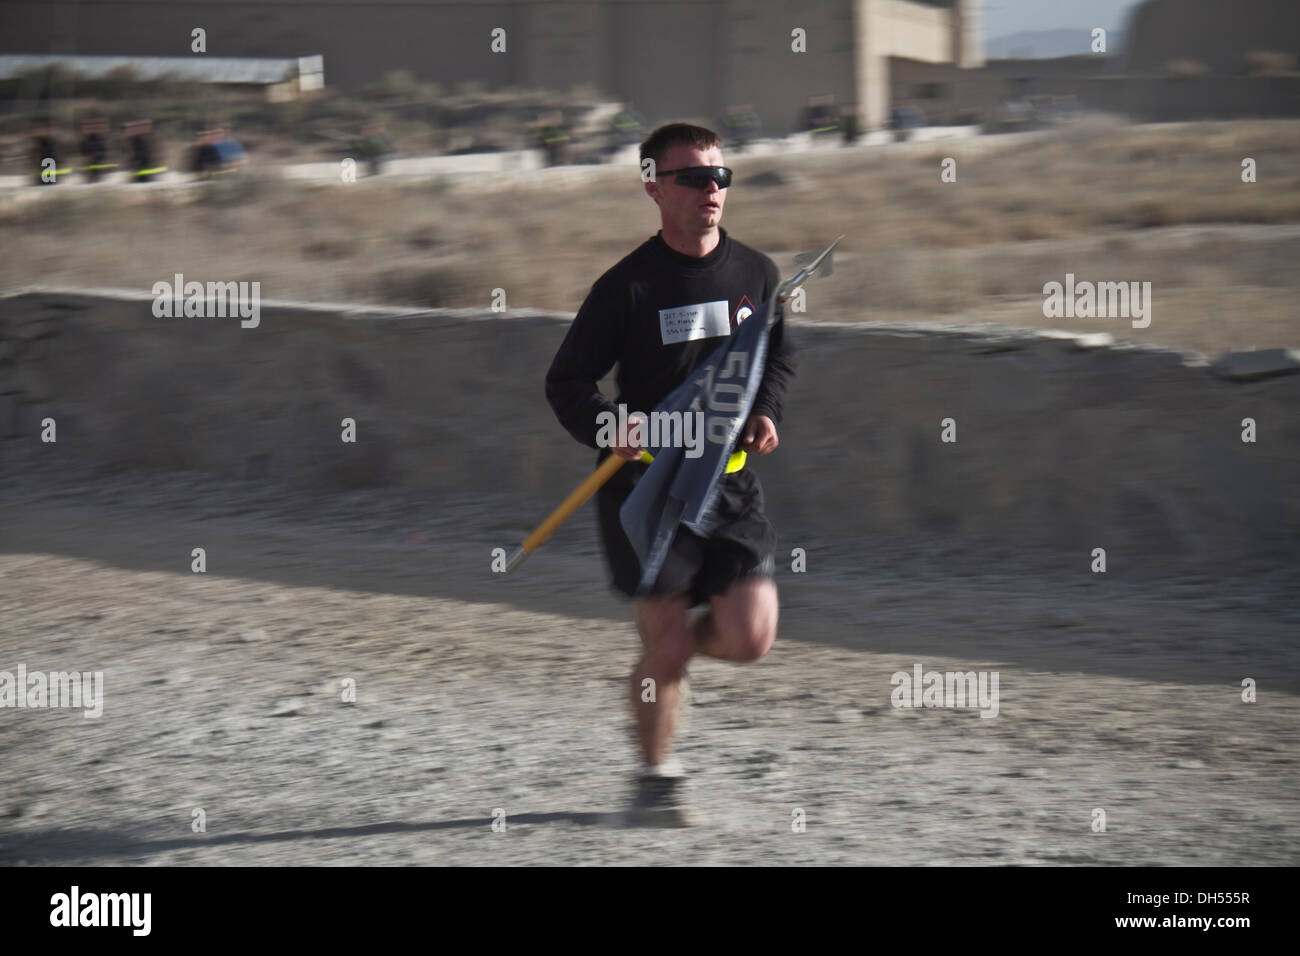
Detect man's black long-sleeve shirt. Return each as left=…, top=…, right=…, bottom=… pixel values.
left=546, top=227, right=796, bottom=450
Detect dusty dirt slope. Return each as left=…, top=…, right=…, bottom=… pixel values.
left=1, top=456, right=1296, bottom=866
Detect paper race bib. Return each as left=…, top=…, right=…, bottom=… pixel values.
left=658, top=299, right=730, bottom=345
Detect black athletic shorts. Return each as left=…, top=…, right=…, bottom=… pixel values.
left=594, top=450, right=777, bottom=607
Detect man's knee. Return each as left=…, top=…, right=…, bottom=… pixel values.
left=728, top=618, right=776, bottom=662
left=643, top=636, right=694, bottom=675
left=635, top=595, right=695, bottom=674
left=712, top=577, right=778, bottom=662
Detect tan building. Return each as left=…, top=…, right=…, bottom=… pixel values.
left=1, top=0, right=982, bottom=132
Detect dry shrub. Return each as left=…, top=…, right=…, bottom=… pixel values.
left=1245, top=51, right=1296, bottom=76
left=357, top=261, right=488, bottom=308
left=405, top=223, right=443, bottom=250
left=1005, top=216, right=1062, bottom=242
left=302, top=238, right=357, bottom=261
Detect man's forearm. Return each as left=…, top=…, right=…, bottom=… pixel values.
left=546, top=378, right=619, bottom=449
left=751, top=325, right=796, bottom=425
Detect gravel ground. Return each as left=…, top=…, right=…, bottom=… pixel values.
left=1, top=460, right=1297, bottom=866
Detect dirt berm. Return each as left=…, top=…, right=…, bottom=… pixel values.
left=2, top=288, right=1297, bottom=576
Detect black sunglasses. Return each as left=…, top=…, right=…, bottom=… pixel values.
left=657, top=165, right=732, bottom=189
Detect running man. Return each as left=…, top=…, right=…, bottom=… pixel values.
left=545, top=123, right=795, bottom=826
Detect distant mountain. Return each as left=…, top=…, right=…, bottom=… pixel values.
left=987, top=28, right=1124, bottom=59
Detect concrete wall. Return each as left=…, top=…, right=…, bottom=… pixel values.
left=721, top=0, right=858, bottom=137
left=1031, top=75, right=1300, bottom=121
left=982, top=56, right=1115, bottom=80
left=1125, top=0, right=1300, bottom=76
left=4, top=289, right=1297, bottom=574
left=910, top=56, right=1300, bottom=124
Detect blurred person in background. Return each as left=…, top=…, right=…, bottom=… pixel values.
left=609, top=102, right=646, bottom=156
left=535, top=111, right=570, bottom=167
left=191, top=126, right=221, bottom=176
left=802, top=95, right=840, bottom=137
left=77, top=116, right=116, bottom=183
left=354, top=121, right=394, bottom=176
left=124, top=119, right=166, bottom=183
left=191, top=125, right=248, bottom=178
left=722, top=104, right=761, bottom=152
left=889, top=102, right=926, bottom=142
left=840, top=106, right=862, bottom=146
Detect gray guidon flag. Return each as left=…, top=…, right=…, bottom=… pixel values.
left=619, top=294, right=772, bottom=595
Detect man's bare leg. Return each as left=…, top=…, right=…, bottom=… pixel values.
left=630, top=592, right=694, bottom=768
left=621, top=580, right=775, bottom=826
left=693, top=576, right=779, bottom=663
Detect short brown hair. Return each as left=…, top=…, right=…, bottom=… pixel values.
left=639, top=123, right=722, bottom=169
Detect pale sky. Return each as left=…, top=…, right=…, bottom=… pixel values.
left=979, top=0, right=1143, bottom=39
